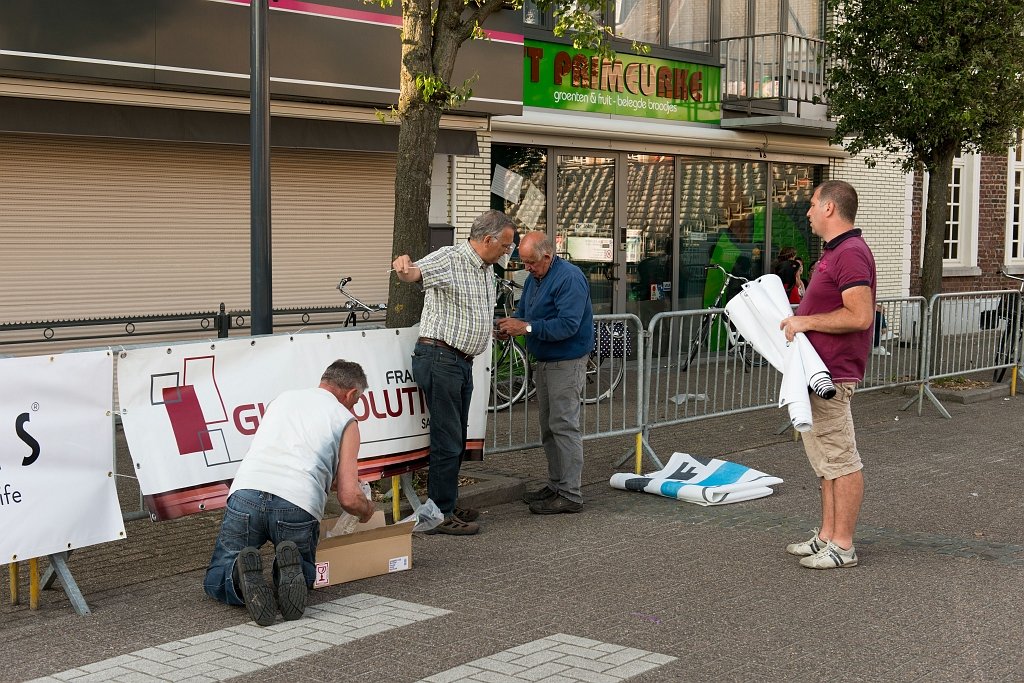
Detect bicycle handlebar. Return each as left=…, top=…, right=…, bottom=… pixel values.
left=705, top=263, right=750, bottom=284
left=997, top=268, right=1024, bottom=285
left=336, top=275, right=388, bottom=313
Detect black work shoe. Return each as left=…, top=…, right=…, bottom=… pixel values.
left=424, top=515, right=480, bottom=535
left=529, top=494, right=583, bottom=515
left=236, top=547, right=276, bottom=626
left=274, top=541, right=307, bottom=621
left=522, top=486, right=557, bottom=504
left=453, top=506, right=480, bottom=523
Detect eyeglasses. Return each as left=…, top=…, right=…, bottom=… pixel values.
left=491, top=237, right=515, bottom=253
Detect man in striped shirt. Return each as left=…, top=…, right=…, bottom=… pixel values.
left=392, top=210, right=517, bottom=535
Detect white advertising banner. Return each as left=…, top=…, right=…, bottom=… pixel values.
left=116, top=327, right=490, bottom=519
left=0, top=351, right=125, bottom=561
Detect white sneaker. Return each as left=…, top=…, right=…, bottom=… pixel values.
left=799, top=541, right=858, bottom=569
left=785, top=528, right=828, bottom=557
left=871, top=346, right=889, bottom=356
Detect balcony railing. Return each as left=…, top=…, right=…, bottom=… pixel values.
left=717, top=33, right=828, bottom=118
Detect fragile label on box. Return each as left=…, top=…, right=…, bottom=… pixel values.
left=388, top=556, right=410, bottom=572
left=314, top=562, right=330, bottom=587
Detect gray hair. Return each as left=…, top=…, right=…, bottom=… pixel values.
left=469, top=209, right=515, bottom=241
left=521, top=232, right=554, bottom=257
left=816, top=180, right=859, bottom=223
left=321, top=359, right=367, bottom=392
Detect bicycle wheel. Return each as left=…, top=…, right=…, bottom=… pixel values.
left=682, top=313, right=714, bottom=371
left=728, top=321, right=765, bottom=369
left=582, top=352, right=624, bottom=404
left=489, top=339, right=529, bottom=411
left=994, top=325, right=1010, bottom=382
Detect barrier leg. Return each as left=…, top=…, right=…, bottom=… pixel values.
left=40, top=550, right=67, bottom=590
left=921, top=385, right=952, bottom=419
left=614, top=429, right=662, bottom=472
left=9, top=563, right=18, bottom=605
left=899, top=384, right=925, bottom=414
left=29, top=558, right=39, bottom=610
left=634, top=432, right=642, bottom=475
left=1012, top=367, right=1018, bottom=397
left=391, top=475, right=401, bottom=522
left=46, top=553, right=91, bottom=616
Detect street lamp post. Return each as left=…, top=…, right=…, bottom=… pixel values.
left=250, top=0, right=273, bottom=335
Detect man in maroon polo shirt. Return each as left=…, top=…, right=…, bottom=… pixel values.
left=780, top=180, right=876, bottom=569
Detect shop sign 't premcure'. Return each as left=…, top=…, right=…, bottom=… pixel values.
left=523, top=39, right=721, bottom=124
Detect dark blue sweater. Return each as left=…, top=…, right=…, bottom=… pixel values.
left=514, top=256, right=594, bottom=361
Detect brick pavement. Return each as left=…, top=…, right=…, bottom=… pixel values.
left=3, top=389, right=1023, bottom=682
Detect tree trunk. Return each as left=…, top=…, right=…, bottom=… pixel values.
left=919, top=145, right=957, bottom=303
left=919, top=144, right=956, bottom=376
left=387, top=105, right=443, bottom=328
left=385, top=0, right=469, bottom=329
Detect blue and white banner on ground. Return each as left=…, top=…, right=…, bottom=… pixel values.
left=609, top=452, right=783, bottom=506
left=0, top=351, right=125, bottom=560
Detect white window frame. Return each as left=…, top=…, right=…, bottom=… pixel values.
left=1005, top=140, right=1024, bottom=273
left=921, top=153, right=981, bottom=276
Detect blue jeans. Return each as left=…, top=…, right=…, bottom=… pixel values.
left=412, top=341, right=473, bottom=516
left=203, top=489, right=320, bottom=606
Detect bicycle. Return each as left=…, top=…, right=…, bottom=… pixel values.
left=681, top=263, right=764, bottom=371
left=993, top=269, right=1024, bottom=383
left=336, top=276, right=388, bottom=327
left=488, top=277, right=627, bottom=411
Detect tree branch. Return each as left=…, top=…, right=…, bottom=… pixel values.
left=460, top=0, right=508, bottom=45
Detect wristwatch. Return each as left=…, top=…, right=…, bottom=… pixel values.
left=525, top=323, right=533, bottom=334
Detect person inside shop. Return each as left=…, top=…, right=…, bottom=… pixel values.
left=773, top=246, right=806, bottom=304
left=637, top=237, right=673, bottom=301
left=203, top=359, right=375, bottom=626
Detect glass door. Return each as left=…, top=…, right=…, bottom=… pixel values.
left=624, top=154, right=675, bottom=328
left=555, top=153, right=619, bottom=314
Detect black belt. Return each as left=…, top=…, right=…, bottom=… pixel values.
left=417, top=337, right=475, bottom=363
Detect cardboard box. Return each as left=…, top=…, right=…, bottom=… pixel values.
left=313, top=511, right=414, bottom=588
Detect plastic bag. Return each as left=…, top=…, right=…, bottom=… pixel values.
left=325, top=481, right=373, bottom=538
left=400, top=498, right=443, bottom=533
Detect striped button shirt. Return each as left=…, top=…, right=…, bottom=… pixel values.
left=416, top=241, right=496, bottom=357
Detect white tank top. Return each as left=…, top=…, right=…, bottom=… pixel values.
left=229, top=387, right=354, bottom=520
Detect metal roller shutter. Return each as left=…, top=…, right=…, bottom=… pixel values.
left=0, top=134, right=396, bottom=323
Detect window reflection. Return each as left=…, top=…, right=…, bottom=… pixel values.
left=615, top=0, right=660, bottom=45
left=667, top=0, right=710, bottom=52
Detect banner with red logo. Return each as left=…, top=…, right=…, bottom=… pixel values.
left=116, top=327, right=489, bottom=520
left=0, top=351, right=125, bottom=560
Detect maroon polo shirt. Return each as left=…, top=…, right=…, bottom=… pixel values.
left=797, top=228, right=876, bottom=382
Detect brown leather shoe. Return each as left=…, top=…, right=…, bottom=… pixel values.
left=453, top=506, right=480, bottom=522
left=424, top=515, right=480, bottom=535
left=529, top=495, right=583, bottom=515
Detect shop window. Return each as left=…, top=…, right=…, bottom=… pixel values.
left=490, top=145, right=548, bottom=236
left=667, top=0, right=710, bottom=51
left=1006, top=135, right=1024, bottom=267
left=615, top=0, right=660, bottom=44
left=677, top=159, right=769, bottom=310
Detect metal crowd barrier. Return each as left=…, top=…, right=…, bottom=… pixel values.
left=908, top=290, right=1021, bottom=417
left=643, top=308, right=781, bottom=431
left=859, top=296, right=927, bottom=394
left=485, top=313, right=644, bottom=458
left=5, top=289, right=1021, bottom=529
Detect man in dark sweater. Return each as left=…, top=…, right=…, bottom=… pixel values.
left=497, top=232, right=594, bottom=514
